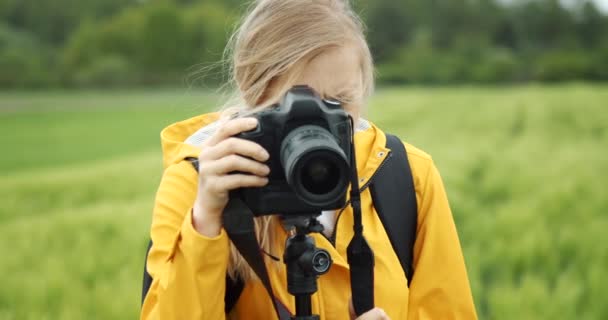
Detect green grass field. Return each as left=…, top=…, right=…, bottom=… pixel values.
left=1, top=84, right=607, bottom=319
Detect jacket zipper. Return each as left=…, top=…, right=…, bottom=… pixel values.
left=328, top=150, right=393, bottom=246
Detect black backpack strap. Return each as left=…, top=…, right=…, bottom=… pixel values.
left=369, top=134, right=418, bottom=286
left=142, top=240, right=154, bottom=305
left=224, top=274, right=244, bottom=313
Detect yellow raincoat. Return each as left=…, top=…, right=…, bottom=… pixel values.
left=140, top=113, right=477, bottom=319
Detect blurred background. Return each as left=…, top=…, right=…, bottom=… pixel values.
left=0, top=0, right=606, bottom=319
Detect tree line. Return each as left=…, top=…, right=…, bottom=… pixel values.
left=1, top=0, right=607, bottom=88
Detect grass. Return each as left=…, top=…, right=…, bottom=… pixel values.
left=0, top=84, right=607, bottom=319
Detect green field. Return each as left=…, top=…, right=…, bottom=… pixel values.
left=1, top=85, right=607, bottom=319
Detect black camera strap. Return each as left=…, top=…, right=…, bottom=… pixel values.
left=222, top=195, right=290, bottom=320
left=346, top=124, right=376, bottom=316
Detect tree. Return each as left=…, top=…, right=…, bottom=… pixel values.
left=577, top=0, right=608, bottom=48
left=363, top=0, right=412, bottom=62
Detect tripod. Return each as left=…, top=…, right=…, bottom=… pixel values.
left=282, top=215, right=333, bottom=320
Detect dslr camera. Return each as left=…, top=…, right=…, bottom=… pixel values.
left=233, top=85, right=353, bottom=216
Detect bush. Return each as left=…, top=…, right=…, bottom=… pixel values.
left=535, top=50, right=593, bottom=82
left=469, top=48, right=521, bottom=83
left=378, top=32, right=519, bottom=84
left=62, top=9, right=144, bottom=85
left=60, top=2, right=236, bottom=87
left=71, top=55, right=135, bottom=87
left=377, top=32, right=442, bottom=84
left=181, top=2, right=236, bottom=85
left=589, top=45, right=608, bottom=80
left=139, top=3, right=188, bottom=73
left=0, top=25, right=56, bottom=87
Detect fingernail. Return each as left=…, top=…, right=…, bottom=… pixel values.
left=260, top=150, right=269, bottom=160
left=248, top=118, right=258, bottom=126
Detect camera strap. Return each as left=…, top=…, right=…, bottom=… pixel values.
left=346, top=127, right=376, bottom=316
left=222, top=195, right=290, bottom=320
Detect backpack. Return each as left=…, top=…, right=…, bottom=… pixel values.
left=141, top=134, right=418, bottom=314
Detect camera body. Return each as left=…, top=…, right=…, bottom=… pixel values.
left=233, top=85, right=352, bottom=216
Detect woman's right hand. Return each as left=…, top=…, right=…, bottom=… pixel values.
left=192, top=117, right=270, bottom=237
left=349, top=300, right=391, bottom=320
left=354, top=309, right=390, bottom=320
left=351, top=308, right=390, bottom=320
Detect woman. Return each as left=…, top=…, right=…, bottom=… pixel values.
left=140, top=0, right=477, bottom=319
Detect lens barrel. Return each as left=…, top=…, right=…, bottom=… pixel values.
left=280, top=125, right=349, bottom=207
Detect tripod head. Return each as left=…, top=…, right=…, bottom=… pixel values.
left=281, top=214, right=333, bottom=319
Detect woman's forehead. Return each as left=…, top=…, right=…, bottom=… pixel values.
left=295, top=46, right=362, bottom=100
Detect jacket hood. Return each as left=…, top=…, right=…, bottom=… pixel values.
left=160, top=112, right=220, bottom=169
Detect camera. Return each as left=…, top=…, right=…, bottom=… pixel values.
left=233, top=85, right=353, bottom=216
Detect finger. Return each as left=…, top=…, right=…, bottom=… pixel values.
left=213, top=174, right=269, bottom=191
left=202, top=137, right=269, bottom=162
left=209, top=155, right=270, bottom=176
left=355, top=308, right=390, bottom=320
left=206, top=117, right=258, bottom=146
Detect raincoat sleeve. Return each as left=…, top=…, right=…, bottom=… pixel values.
left=140, top=161, right=229, bottom=320
left=407, top=158, right=478, bottom=319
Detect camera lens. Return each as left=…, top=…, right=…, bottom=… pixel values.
left=281, top=125, right=349, bottom=207
left=301, top=158, right=339, bottom=195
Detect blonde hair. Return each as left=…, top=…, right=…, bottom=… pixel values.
left=221, top=0, right=374, bottom=282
